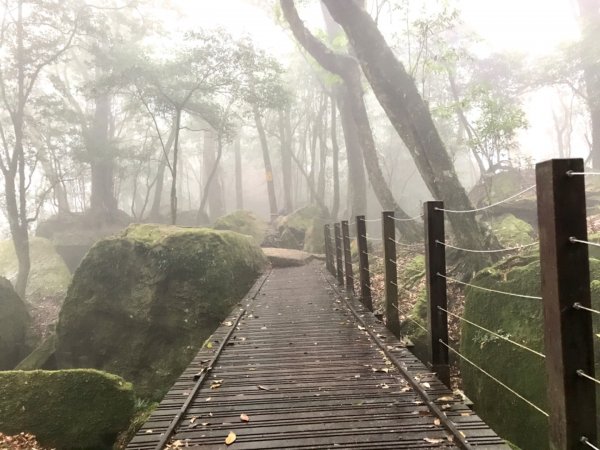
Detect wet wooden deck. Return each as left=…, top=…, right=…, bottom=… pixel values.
left=127, top=263, right=508, bottom=449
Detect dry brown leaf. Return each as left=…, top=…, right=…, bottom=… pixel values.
left=437, top=395, right=453, bottom=402
left=433, top=418, right=441, bottom=426
left=421, top=382, right=431, bottom=389
left=357, top=325, right=366, bottom=330
left=424, top=437, right=443, bottom=444
left=225, top=431, right=236, bottom=445
left=240, top=413, right=250, bottom=422
left=461, top=412, right=471, bottom=416
left=257, top=385, right=271, bottom=390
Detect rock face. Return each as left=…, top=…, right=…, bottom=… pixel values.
left=213, top=210, right=267, bottom=245
left=55, top=224, right=267, bottom=399
left=0, top=369, right=134, bottom=450
left=0, top=277, right=30, bottom=369
left=459, top=252, right=590, bottom=450
left=277, top=205, right=326, bottom=250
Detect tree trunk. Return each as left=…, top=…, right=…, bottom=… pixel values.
left=330, top=96, right=340, bottom=220
left=170, top=109, right=181, bottom=225
left=317, top=101, right=328, bottom=200
left=578, top=0, right=600, bottom=168
left=89, top=91, right=118, bottom=218
left=278, top=109, right=294, bottom=214
left=322, top=0, right=497, bottom=254
left=281, top=0, right=419, bottom=238
left=149, top=122, right=176, bottom=220
left=234, top=133, right=244, bottom=210
left=253, top=105, right=278, bottom=219
left=203, top=129, right=225, bottom=220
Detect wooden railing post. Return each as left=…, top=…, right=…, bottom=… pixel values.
left=382, top=211, right=400, bottom=337
left=424, top=201, right=450, bottom=387
left=356, top=215, right=373, bottom=311
left=334, top=223, right=344, bottom=285
left=536, top=158, right=596, bottom=449
left=324, top=224, right=334, bottom=275
left=341, top=220, right=354, bottom=292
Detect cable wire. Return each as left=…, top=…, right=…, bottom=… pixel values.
left=436, top=240, right=539, bottom=254
left=390, top=302, right=429, bottom=334
left=391, top=214, right=423, bottom=222
left=577, top=369, right=600, bottom=386
left=439, top=306, right=545, bottom=358
left=362, top=217, right=382, bottom=223
left=573, top=302, right=600, bottom=315
left=361, top=234, right=382, bottom=241
left=439, top=340, right=549, bottom=417
left=567, top=171, right=600, bottom=177
left=438, top=273, right=542, bottom=300
left=435, top=185, right=536, bottom=214
left=581, top=437, right=600, bottom=450
left=570, top=237, right=600, bottom=249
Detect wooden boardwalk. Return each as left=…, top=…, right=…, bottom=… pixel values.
left=127, top=263, right=508, bottom=449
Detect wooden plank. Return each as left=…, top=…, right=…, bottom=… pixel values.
left=356, top=215, right=373, bottom=310
left=334, top=222, right=344, bottom=285
left=536, top=158, right=597, bottom=449
left=341, top=220, right=354, bottom=292
left=424, top=201, right=450, bottom=387
left=382, top=211, right=400, bottom=337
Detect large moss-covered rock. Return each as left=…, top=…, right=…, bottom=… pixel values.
left=460, top=253, right=600, bottom=450
left=0, top=277, right=30, bottom=369
left=55, top=224, right=267, bottom=398
left=213, top=210, right=267, bottom=245
left=277, top=205, right=326, bottom=250
left=0, top=369, right=134, bottom=449
left=489, top=214, right=535, bottom=247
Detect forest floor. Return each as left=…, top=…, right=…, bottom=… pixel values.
left=0, top=432, right=52, bottom=450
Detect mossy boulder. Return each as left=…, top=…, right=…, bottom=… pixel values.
left=0, top=369, right=134, bottom=449
left=277, top=205, right=326, bottom=250
left=55, top=224, right=267, bottom=399
left=489, top=214, right=535, bottom=247
left=303, top=217, right=326, bottom=254
left=0, top=277, right=30, bottom=369
left=213, top=210, right=267, bottom=245
left=460, top=254, right=600, bottom=450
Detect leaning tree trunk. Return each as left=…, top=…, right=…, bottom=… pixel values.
left=281, top=0, right=420, bottom=239
left=322, top=0, right=498, bottom=255
left=149, top=122, right=176, bottom=220
left=253, top=105, right=278, bottom=220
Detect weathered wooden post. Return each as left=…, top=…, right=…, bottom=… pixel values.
left=423, top=201, right=450, bottom=387
left=324, top=224, right=335, bottom=275
left=341, top=220, right=354, bottom=293
left=382, top=211, right=400, bottom=337
left=334, top=223, right=344, bottom=285
left=536, top=158, right=596, bottom=450
left=356, top=215, right=373, bottom=311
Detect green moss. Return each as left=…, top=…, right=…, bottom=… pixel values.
left=278, top=205, right=323, bottom=231
left=55, top=224, right=267, bottom=399
left=489, top=214, right=535, bottom=247
left=0, top=277, right=30, bottom=369
left=0, top=237, right=71, bottom=305
left=213, top=210, right=267, bottom=245
left=114, top=398, right=158, bottom=449
left=0, top=369, right=134, bottom=449
left=459, top=255, right=600, bottom=450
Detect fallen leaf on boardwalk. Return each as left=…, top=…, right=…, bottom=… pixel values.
left=424, top=437, right=444, bottom=444
left=145, top=429, right=153, bottom=433
left=421, top=382, right=431, bottom=389
left=357, top=325, right=366, bottom=331
left=210, top=380, right=223, bottom=389
left=437, top=396, right=453, bottom=402
left=461, top=412, right=471, bottom=416
left=257, top=385, right=271, bottom=390
left=201, top=422, right=209, bottom=426
left=206, top=342, right=213, bottom=349
left=205, top=397, right=212, bottom=402
left=372, top=367, right=389, bottom=373
left=189, top=416, right=198, bottom=424
left=225, top=431, right=236, bottom=445
left=441, top=404, right=451, bottom=410
left=434, top=418, right=441, bottom=426
left=447, top=434, right=455, bottom=442
left=400, top=387, right=411, bottom=392
left=379, top=383, right=390, bottom=389
left=240, top=413, right=250, bottom=422
left=260, top=326, right=267, bottom=330
left=224, top=321, right=233, bottom=326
